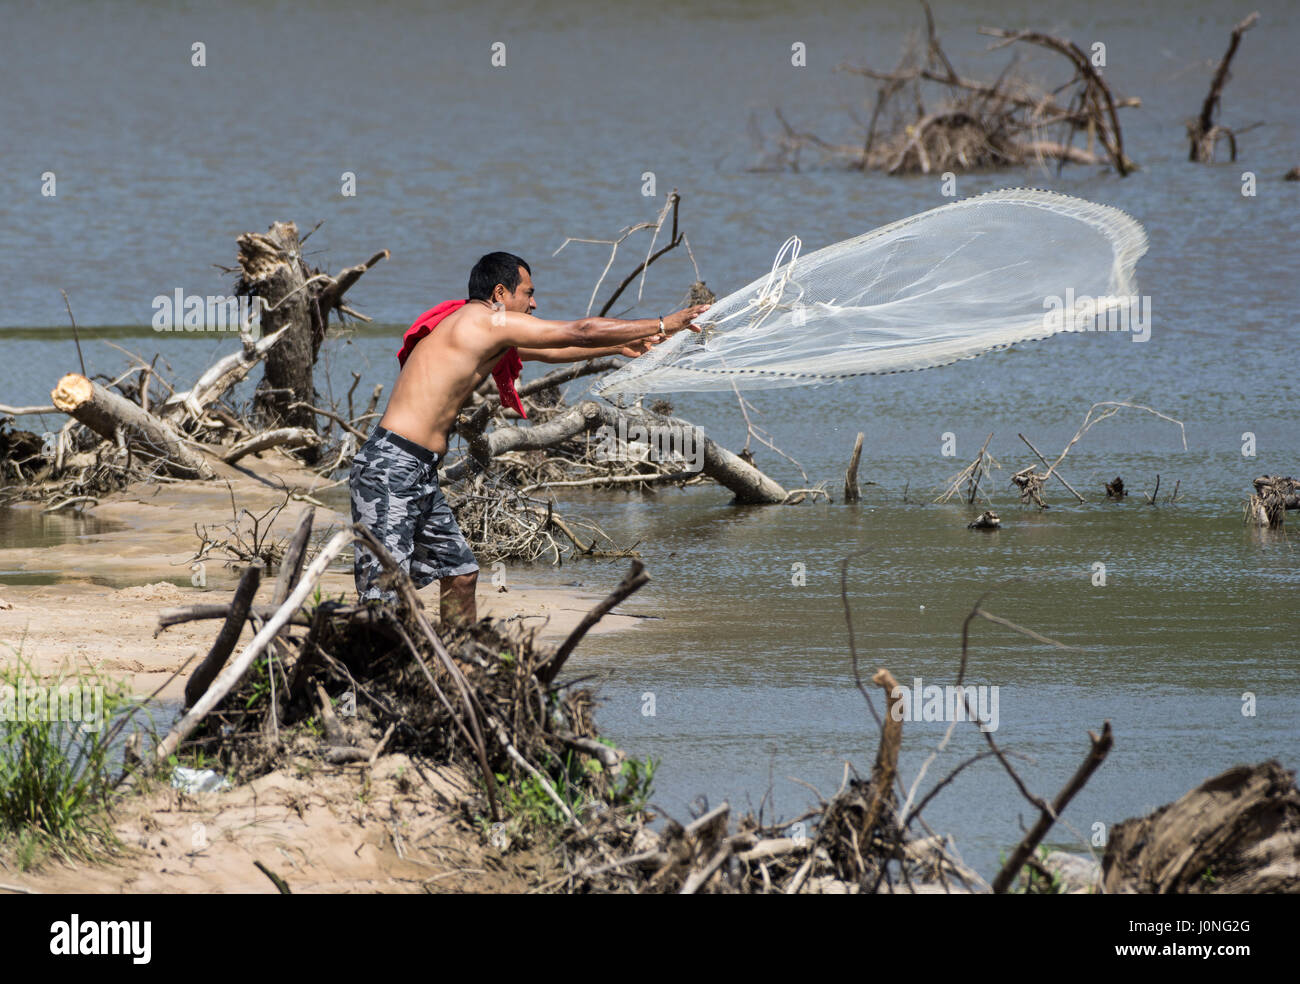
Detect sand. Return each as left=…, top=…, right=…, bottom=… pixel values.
left=2, top=755, right=553, bottom=894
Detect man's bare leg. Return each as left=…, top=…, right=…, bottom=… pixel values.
left=440, top=571, right=478, bottom=626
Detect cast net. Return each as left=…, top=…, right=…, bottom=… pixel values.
left=595, top=189, right=1148, bottom=396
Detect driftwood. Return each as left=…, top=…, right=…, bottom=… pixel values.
left=991, top=721, right=1113, bottom=893
left=768, top=3, right=1139, bottom=176
left=159, top=323, right=293, bottom=429
left=50, top=373, right=214, bottom=480
left=222, top=427, right=321, bottom=464
left=448, top=400, right=788, bottom=505
left=156, top=527, right=354, bottom=761
left=184, top=561, right=262, bottom=709
left=155, top=603, right=317, bottom=633
left=272, top=508, right=315, bottom=602
left=263, top=508, right=317, bottom=730
left=980, top=27, right=1135, bottom=176
left=844, top=432, right=864, bottom=504
left=1245, top=474, right=1299, bottom=528
left=537, top=560, right=649, bottom=686
left=935, top=432, right=997, bottom=505
left=1187, top=12, right=1260, bottom=163
left=1102, top=760, right=1300, bottom=893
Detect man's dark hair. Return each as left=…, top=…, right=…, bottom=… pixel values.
left=468, top=252, right=531, bottom=302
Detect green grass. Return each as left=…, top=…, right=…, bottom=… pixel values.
left=481, top=745, right=657, bottom=847
left=1000, top=845, right=1068, bottom=895
left=0, top=642, right=132, bottom=867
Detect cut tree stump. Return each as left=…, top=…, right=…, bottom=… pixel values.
left=235, top=222, right=387, bottom=462
left=50, top=373, right=214, bottom=479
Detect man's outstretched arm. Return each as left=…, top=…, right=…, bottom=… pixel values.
left=516, top=337, right=658, bottom=363
left=497, top=305, right=708, bottom=361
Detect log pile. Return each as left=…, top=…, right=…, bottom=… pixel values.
left=0, top=224, right=387, bottom=505
left=2, top=195, right=800, bottom=553
left=149, top=512, right=659, bottom=833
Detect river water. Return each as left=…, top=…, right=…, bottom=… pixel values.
left=2, top=0, right=1297, bottom=878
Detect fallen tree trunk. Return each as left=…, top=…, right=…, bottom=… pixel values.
left=1102, top=760, right=1300, bottom=893
left=445, top=400, right=788, bottom=504
left=222, top=427, right=321, bottom=464
left=50, top=373, right=214, bottom=479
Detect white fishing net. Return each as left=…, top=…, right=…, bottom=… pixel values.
left=596, top=189, right=1148, bottom=396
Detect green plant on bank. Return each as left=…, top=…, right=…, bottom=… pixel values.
left=1000, top=845, right=1067, bottom=895
left=0, top=643, right=132, bottom=867
left=241, top=655, right=276, bottom=711
left=481, top=746, right=658, bottom=847
left=165, top=748, right=211, bottom=772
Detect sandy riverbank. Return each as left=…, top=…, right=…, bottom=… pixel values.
left=0, top=449, right=645, bottom=700
left=0, top=448, right=644, bottom=894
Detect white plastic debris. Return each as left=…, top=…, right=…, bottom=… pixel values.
left=170, top=766, right=230, bottom=793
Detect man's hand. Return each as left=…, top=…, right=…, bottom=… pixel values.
left=616, top=336, right=658, bottom=358
left=663, top=304, right=711, bottom=336
left=615, top=304, right=710, bottom=357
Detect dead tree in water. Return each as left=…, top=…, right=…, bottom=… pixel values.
left=1245, top=474, right=1299, bottom=528
left=1187, top=12, right=1261, bottom=163
left=761, top=2, right=1139, bottom=176
left=233, top=221, right=388, bottom=460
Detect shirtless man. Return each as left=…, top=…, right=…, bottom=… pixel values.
left=350, top=251, right=708, bottom=625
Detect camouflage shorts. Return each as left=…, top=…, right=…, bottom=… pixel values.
left=349, top=426, right=478, bottom=602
